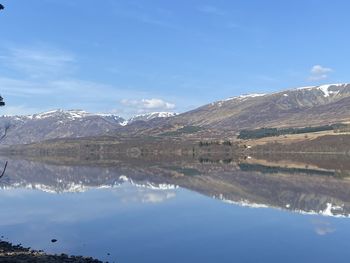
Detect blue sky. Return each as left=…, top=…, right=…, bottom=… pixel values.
left=0, top=0, right=349, bottom=117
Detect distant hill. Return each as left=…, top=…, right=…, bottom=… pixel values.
left=0, top=110, right=177, bottom=144
left=125, top=83, right=350, bottom=137
left=168, top=83, right=350, bottom=129
left=0, top=110, right=125, bottom=144
left=2, top=83, right=350, bottom=144
left=127, top=112, right=177, bottom=124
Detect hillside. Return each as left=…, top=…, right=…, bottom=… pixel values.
left=0, top=110, right=126, bottom=145
left=127, top=112, right=177, bottom=124
left=152, top=83, right=350, bottom=134
left=2, top=84, right=350, bottom=144
left=0, top=110, right=176, bottom=145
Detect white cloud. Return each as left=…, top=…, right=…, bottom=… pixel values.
left=0, top=45, right=177, bottom=117
left=0, top=73, right=176, bottom=117
left=309, top=65, right=333, bottom=81
left=1, top=46, right=76, bottom=79
left=0, top=77, right=52, bottom=97
left=0, top=77, right=126, bottom=99
left=0, top=76, right=152, bottom=116
left=141, top=98, right=175, bottom=109
left=121, top=98, right=175, bottom=112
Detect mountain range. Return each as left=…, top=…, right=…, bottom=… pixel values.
left=1, top=83, right=350, bottom=144
left=127, top=83, right=350, bottom=136
left=0, top=110, right=176, bottom=144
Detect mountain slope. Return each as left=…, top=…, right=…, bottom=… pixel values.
left=2, top=83, right=350, bottom=144
left=129, top=83, right=350, bottom=137
left=127, top=112, right=177, bottom=124
left=0, top=110, right=178, bottom=145
left=177, top=84, right=350, bottom=128
left=0, top=110, right=126, bottom=145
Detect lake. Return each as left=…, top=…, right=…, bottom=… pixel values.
left=0, top=155, right=350, bottom=263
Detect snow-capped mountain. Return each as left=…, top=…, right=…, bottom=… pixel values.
left=1, top=109, right=125, bottom=124
left=156, top=83, right=350, bottom=133
left=210, top=83, right=350, bottom=110
left=0, top=109, right=179, bottom=145
left=29, top=109, right=90, bottom=120
left=2, top=83, right=350, bottom=143
left=0, top=109, right=126, bottom=145
left=127, top=112, right=177, bottom=124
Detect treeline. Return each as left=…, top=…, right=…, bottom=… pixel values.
left=199, top=140, right=232, bottom=146
left=238, top=123, right=349, bottom=140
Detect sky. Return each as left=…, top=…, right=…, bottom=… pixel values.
left=0, top=0, right=349, bottom=117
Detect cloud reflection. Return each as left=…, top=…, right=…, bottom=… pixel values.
left=312, top=219, right=336, bottom=236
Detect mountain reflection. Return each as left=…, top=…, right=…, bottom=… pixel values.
left=1, top=153, right=350, bottom=218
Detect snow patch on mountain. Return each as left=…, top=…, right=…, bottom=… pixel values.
left=126, top=112, right=177, bottom=124
left=296, top=83, right=347, bottom=97
left=212, top=93, right=266, bottom=107
left=119, top=120, right=129, bottom=126
left=225, top=93, right=266, bottom=102
left=214, top=83, right=349, bottom=107
left=27, top=109, right=87, bottom=120
left=0, top=109, right=178, bottom=135
left=16, top=109, right=127, bottom=124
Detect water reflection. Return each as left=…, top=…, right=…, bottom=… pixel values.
left=1, top=154, right=350, bottom=217
left=0, top=154, right=350, bottom=262
left=312, top=219, right=336, bottom=236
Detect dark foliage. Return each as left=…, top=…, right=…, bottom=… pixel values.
left=199, top=140, right=232, bottom=146
left=239, top=163, right=335, bottom=177
left=238, top=124, right=348, bottom=140
left=160, top=125, right=202, bottom=136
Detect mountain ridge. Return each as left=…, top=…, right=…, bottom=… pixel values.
left=154, top=83, right=350, bottom=132
left=0, top=109, right=178, bottom=144
left=1, top=83, right=350, bottom=144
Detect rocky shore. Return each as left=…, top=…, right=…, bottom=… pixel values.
left=0, top=240, right=102, bottom=262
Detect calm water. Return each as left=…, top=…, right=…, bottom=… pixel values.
left=0, top=156, right=350, bottom=262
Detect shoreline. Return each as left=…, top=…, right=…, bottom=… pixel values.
left=0, top=240, right=102, bottom=263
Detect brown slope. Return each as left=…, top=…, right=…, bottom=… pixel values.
left=124, top=84, right=350, bottom=136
